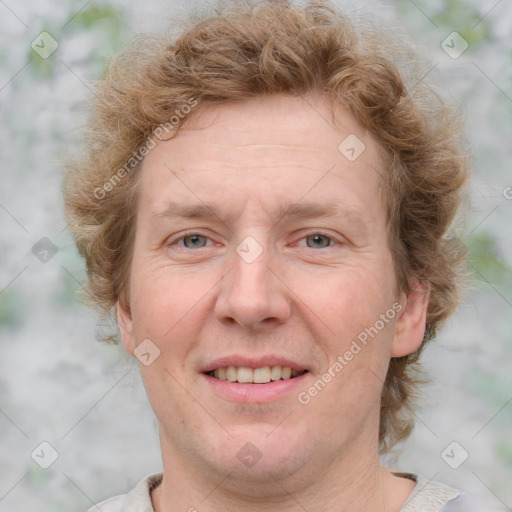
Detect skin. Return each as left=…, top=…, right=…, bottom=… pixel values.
left=118, top=94, right=430, bottom=512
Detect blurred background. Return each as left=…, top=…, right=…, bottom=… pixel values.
left=0, top=0, right=511, bottom=510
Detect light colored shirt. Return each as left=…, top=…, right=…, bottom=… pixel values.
left=89, top=472, right=483, bottom=511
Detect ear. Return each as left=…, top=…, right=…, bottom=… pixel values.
left=391, top=279, right=430, bottom=357
left=117, top=299, right=136, bottom=355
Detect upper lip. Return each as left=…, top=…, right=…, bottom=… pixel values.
left=201, top=356, right=309, bottom=374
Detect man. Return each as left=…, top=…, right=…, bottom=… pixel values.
left=64, top=1, right=479, bottom=510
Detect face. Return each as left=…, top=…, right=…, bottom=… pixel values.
left=118, top=94, right=428, bottom=488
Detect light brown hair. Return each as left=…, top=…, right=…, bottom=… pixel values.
left=63, top=0, right=470, bottom=452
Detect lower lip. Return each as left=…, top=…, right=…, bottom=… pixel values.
left=201, top=373, right=309, bottom=403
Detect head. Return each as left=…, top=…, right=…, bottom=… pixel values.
left=64, top=0, right=469, bottom=479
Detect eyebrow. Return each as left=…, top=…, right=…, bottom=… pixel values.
left=149, top=200, right=370, bottom=234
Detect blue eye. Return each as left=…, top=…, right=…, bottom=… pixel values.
left=171, top=232, right=337, bottom=251
left=181, top=234, right=209, bottom=248
left=305, top=234, right=334, bottom=248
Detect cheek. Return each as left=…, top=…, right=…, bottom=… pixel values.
left=129, top=263, right=213, bottom=349
left=290, top=260, right=395, bottom=334
left=287, top=258, right=397, bottom=400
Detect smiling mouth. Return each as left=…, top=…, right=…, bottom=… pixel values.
left=206, top=366, right=308, bottom=384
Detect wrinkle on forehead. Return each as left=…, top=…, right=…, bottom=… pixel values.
left=138, top=95, right=387, bottom=229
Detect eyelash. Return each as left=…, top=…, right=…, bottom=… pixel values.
left=168, top=230, right=340, bottom=249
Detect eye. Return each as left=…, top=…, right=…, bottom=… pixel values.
left=177, top=234, right=211, bottom=249
left=302, top=233, right=335, bottom=249
left=169, top=232, right=338, bottom=251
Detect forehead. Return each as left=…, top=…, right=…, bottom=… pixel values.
left=137, top=94, right=386, bottom=224
left=149, top=95, right=377, bottom=165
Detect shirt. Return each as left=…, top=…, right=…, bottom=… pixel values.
left=89, top=472, right=483, bottom=511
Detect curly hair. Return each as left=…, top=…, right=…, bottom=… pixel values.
left=63, top=0, right=470, bottom=453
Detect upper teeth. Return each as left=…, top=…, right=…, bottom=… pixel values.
left=212, top=366, right=303, bottom=383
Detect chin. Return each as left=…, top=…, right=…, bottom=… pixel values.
left=203, top=424, right=315, bottom=484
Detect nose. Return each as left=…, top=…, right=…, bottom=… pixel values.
left=214, top=240, right=291, bottom=330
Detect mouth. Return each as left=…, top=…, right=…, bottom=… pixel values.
left=205, top=366, right=308, bottom=384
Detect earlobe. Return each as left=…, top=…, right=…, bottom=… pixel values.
left=117, top=299, right=135, bottom=355
left=391, top=280, right=430, bottom=358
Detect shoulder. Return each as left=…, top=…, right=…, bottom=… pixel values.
left=88, top=494, right=125, bottom=512
left=86, top=473, right=163, bottom=512
left=398, top=473, right=484, bottom=512
left=440, top=490, right=487, bottom=511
